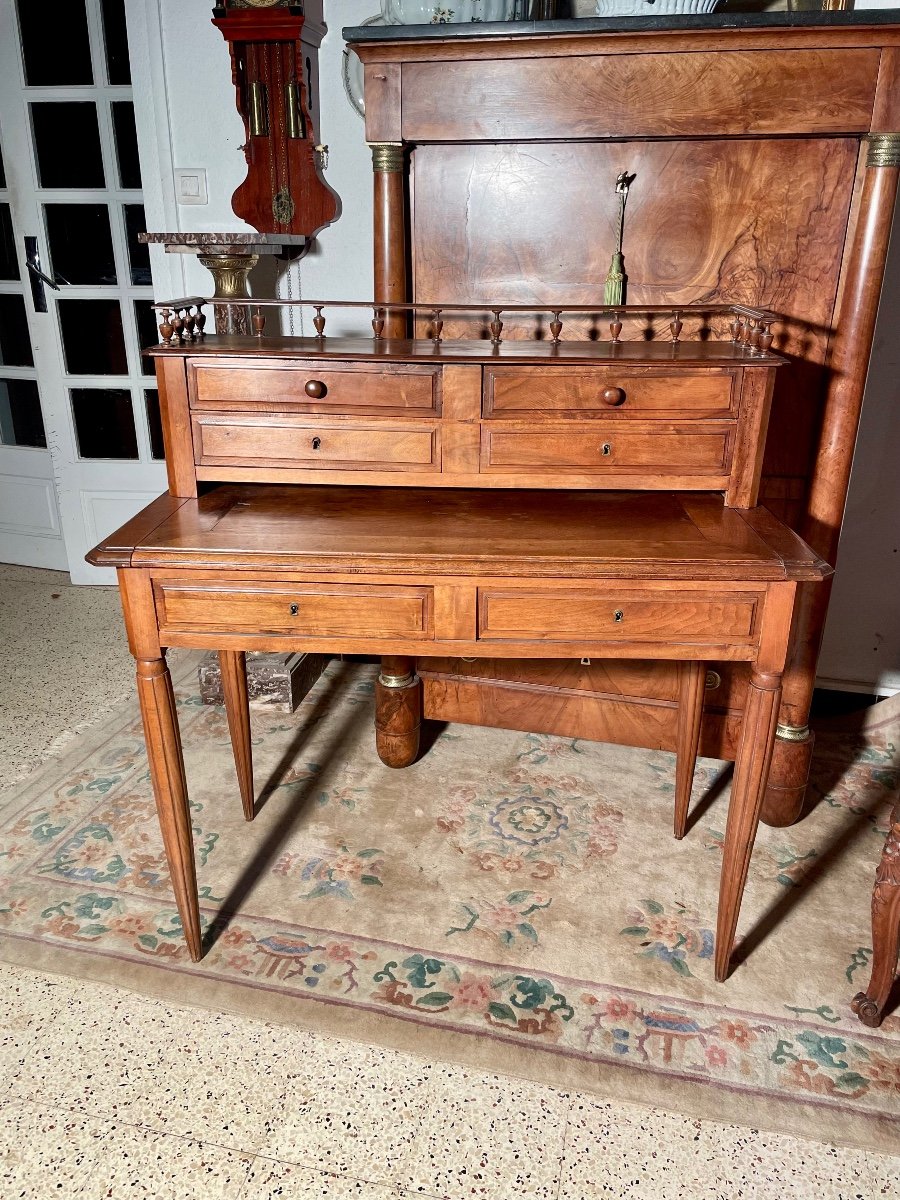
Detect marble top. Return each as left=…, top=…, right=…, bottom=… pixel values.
left=344, top=10, right=900, bottom=42
left=139, top=232, right=307, bottom=250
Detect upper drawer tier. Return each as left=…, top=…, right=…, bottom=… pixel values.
left=484, top=366, right=736, bottom=418
left=189, top=359, right=441, bottom=415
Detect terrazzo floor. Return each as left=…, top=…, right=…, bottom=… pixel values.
left=1, top=564, right=898, bottom=1199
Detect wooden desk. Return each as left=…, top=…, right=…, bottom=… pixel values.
left=89, top=484, right=829, bottom=984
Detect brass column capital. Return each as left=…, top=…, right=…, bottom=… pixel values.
left=866, top=134, right=900, bottom=169
left=370, top=142, right=405, bottom=173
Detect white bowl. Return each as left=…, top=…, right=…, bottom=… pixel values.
left=595, top=0, right=718, bottom=15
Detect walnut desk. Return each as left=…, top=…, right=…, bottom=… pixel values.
left=89, top=484, right=829, bottom=984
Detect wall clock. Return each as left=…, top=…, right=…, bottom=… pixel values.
left=211, top=2, right=339, bottom=238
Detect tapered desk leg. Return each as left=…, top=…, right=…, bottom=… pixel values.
left=715, top=669, right=782, bottom=982
left=136, top=657, right=203, bottom=962
left=219, top=650, right=254, bottom=821
left=675, top=662, right=705, bottom=840
left=852, top=802, right=900, bottom=1027
left=375, top=655, right=421, bottom=768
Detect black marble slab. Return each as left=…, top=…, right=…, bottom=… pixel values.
left=345, top=10, right=900, bottom=43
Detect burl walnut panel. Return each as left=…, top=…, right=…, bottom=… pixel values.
left=400, top=50, right=879, bottom=140
left=412, top=136, right=858, bottom=512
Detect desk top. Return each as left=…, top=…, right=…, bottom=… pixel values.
left=146, top=337, right=783, bottom=368
left=90, top=487, right=830, bottom=583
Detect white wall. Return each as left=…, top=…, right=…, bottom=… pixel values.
left=129, top=0, right=900, bottom=693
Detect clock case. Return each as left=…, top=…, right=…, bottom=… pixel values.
left=212, top=3, right=339, bottom=239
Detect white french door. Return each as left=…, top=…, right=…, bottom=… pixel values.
left=0, top=0, right=166, bottom=581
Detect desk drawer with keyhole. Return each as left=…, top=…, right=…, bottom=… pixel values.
left=480, top=421, right=734, bottom=476
left=154, top=581, right=434, bottom=640
left=191, top=413, right=440, bottom=473
left=477, top=587, right=760, bottom=644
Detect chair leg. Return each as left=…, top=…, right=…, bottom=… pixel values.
left=675, top=661, right=706, bottom=840
left=852, top=802, right=900, bottom=1027
left=219, top=649, right=254, bottom=821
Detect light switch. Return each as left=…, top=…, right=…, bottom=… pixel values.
left=174, top=168, right=208, bottom=205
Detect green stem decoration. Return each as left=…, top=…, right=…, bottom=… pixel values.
left=604, top=171, right=633, bottom=306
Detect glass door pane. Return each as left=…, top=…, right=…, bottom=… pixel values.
left=0, top=0, right=164, bottom=578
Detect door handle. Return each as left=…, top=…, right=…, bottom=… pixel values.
left=24, top=236, right=60, bottom=313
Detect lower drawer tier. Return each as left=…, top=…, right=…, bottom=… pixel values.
left=154, top=582, right=434, bottom=640
left=153, top=577, right=764, bottom=652
left=481, top=422, right=734, bottom=474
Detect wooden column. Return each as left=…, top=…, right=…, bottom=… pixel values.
left=375, top=655, right=421, bottom=768
left=370, top=142, right=408, bottom=339
left=761, top=132, right=900, bottom=828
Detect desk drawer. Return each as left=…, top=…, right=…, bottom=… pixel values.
left=193, top=414, right=439, bottom=472
left=155, top=582, right=433, bottom=640
left=189, top=360, right=440, bottom=415
left=478, top=588, right=759, bottom=643
left=484, top=367, right=736, bottom=418
left=481, top=422, right=732, bottom=475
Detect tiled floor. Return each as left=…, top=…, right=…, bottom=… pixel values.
left=1, top=564, right=898, bottom=1199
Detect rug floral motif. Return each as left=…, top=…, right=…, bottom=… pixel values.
left=1, top=660, right=899, bottom=1147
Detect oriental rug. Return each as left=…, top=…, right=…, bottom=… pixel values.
left=1, top=658, right=898, bottom=1152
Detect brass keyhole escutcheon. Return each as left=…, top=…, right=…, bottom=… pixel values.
left=614, top=609, right=624, bottom=622
left=601, top=443, right=612, bottom=456
left=601, top=386, right=625, bottom=406
left=289, top=603, right=299, bottom=616
left=305, top=379, right=327, bottom=398
left=311, top=437, right=321, bottom=450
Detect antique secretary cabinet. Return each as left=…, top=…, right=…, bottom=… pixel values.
left=347, top=11, right=900, bottom=832
left=90, top=11, right=900, bottom=997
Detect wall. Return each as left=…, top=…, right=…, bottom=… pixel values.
left=128, top=0, right=900, bottom=693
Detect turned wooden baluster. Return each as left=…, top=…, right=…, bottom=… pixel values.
left=252, top=307, right=266, bottom=337
left=490, top=308, right=504, bottom=345
left=550, top=311, right=563, bottom=343
left=758, top=320, right=774, bottom=353
left=170, top=310, right=184, bottom=343
left=372, top=306, right=385, bottom=339
left=158, top=308, right=174, bottom=345
left=431, top=308, right=443, bottom=344
left=670, top=311, right=684, bottom=343
left=195, top=307, right=207, bottom=338
left=609, top=314, right=622, bottom=343
left=313, top=305, right=326, bottom=338
left=730, top=313, right=743, bottom=343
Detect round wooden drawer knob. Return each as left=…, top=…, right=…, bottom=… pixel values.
left=600, top=386, right=626, bottom=406
left=305, top=379, right=327, bottom=398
